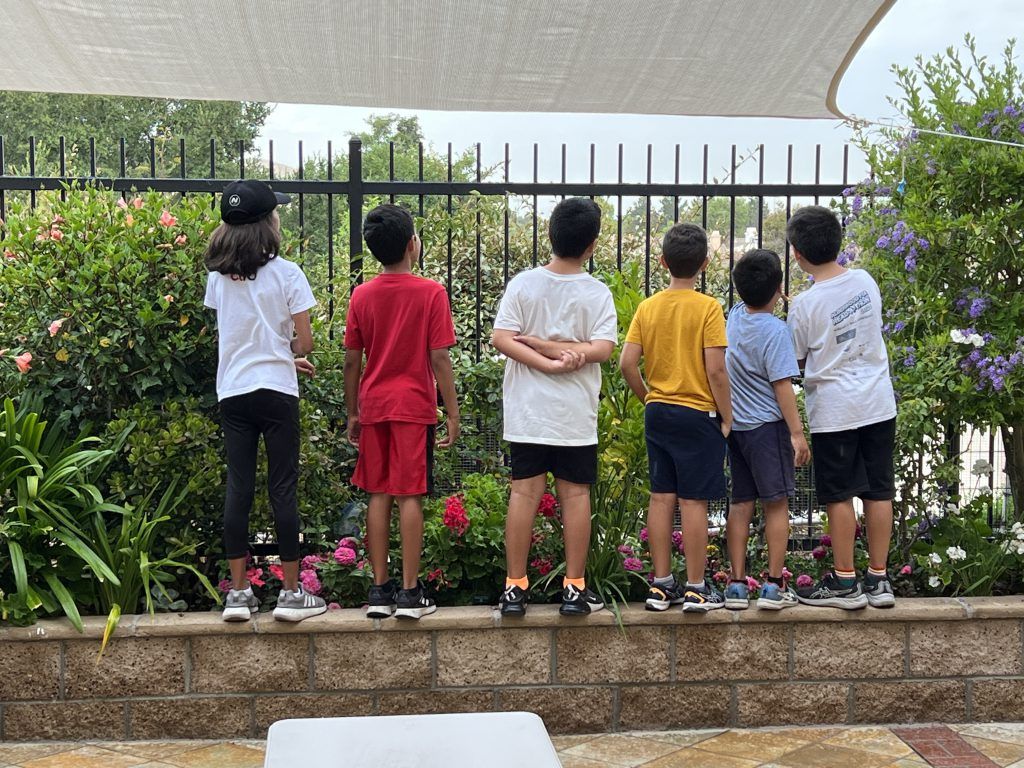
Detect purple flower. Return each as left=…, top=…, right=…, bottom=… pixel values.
left=623, top=557, right=644, bottom=572
left=820, top=534, right=832, bottom=547
left=904, top=255, right=917, bottom=272
left=617, top=544, right=634, bottom=556
left=903, top=353, right=916, bottom=367
left=952, top=123, right=967, bottom=136
left=894, top=320, right=906, bottom=333
left=639, top=527, right=648, bottom=543
left=992, top=124, right=1003, bottom=137
left=926, top=159, right=938, bottom=175
left=1004, top=104, right=1020, bottom=118
left=812, top=546, right=827, bottom=560
left=969, top=298, right=988, bottom=319
left=876, top=235, right=891, bottom=249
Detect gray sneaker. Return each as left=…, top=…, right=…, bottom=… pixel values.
left=863, top=572, right=896, bottom=608
left=273, top=589, right=327, bottom=622
left=222, top=588, right=259, bottom=622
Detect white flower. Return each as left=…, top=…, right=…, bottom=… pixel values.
left=946, top=546, right=967, bottom=562
left=928, top=552, right=942, bottom=565
left=1014, top=540, right=1024, bottom=556
left=928, top=575, right=941, bottom=588
left=969, top=333, right=986, bottom=348
left=972, top=459, right=994, bottom=477
left=950, top=329, right=967, bottom=344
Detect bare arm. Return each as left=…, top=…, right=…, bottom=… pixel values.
left=704, top=346, right=733, bottom=437
left=618, top=342, right=649, bottom=403
left=430, top=347, right=461, bottom=448
left=343, top=349, right=363, bottom=447
left=290, top=310, right=314, bottom=356
left=491, top=329, right=586, bottom=374
left=772, top=378, right=811, bottom=467
left=514, top=336, right=615, bottom=364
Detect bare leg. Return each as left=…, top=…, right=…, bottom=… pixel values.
left=647, top=493, right=677, bottom=578
left=556, top=479, right=591, bottom=580
left=680, top=499, right=710, bottom=585
left=863, top=499, right=894, bottom=571
left=826, top=499, right=857, bottom=572
left=762, top=498, right=790, bottom=577
left=280, top=559, right=299, bottom=592
left=505, top=475, right=547, bottom=580
left=366, top=493, right=395, bottom=585
left=229, top=557, right=248, bottom=590
left=397, top=495, right=424, bottom=589
left=726, top=501, right=755, bottom=580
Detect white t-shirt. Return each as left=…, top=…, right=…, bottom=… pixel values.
left=787, top=268, right=897, bottom=433
left=204, top=256, right=316, bottom=401
left=493, top=267, right=618, bottom=446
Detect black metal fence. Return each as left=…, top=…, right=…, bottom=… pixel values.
left=0, top=134, right=1012, bottom=539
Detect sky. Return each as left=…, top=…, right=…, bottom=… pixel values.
left=257, top=0, right=1020, bottom=186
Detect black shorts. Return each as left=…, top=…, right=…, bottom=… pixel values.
left=645, top=402, right=727, bottom=499
left=728, top=420, right=795, bottom=504
left=509, top=442, right=597, bottom=485
left=811, top=417, right=896, bottom=503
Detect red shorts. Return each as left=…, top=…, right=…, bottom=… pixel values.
left=352, top=421, right=434, bottom=496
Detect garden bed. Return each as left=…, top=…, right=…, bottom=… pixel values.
left=2, top=597, right=1024, bottom=742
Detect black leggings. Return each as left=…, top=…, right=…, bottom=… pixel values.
left=221, top=389, right=301, bottom=562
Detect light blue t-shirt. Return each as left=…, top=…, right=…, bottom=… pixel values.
left=726, top=303, right=800, bottom=431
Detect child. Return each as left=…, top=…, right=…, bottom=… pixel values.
left=344, top=204, right=459, bottom=620
left=205, top=179, right=327, bottom=622
left=619, top=223, right=731, bottom=613
left=786, top=205, right=897, bottom=609
left=723, top=249, right=810, bottom=611
left=492, top=197, right=617, bottom=616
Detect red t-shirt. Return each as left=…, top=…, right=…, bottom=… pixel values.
left=344, top=273, right=456, bottom=425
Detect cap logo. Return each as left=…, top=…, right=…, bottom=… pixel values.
left=228, top=194, right=241, bottom=206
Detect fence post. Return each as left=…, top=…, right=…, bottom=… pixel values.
left=349, top=137, right=363, bottom=288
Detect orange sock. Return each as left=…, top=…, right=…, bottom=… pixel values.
left=563, top=577, right=586, bottom=590
left=505, top=576, right=529, bottom=590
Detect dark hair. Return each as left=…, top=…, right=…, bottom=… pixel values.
left=733, top=249, right=783, bottom=308
left=204, top=218, right=280, bottom=280
left=363, top=204, right=415, bottom=266
left=786, top=205, right=842, bottom=265
left=661, top=223, right=708, bottom=278
left=548, top=198, right=601, bottom=259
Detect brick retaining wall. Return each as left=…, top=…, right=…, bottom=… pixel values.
left=1, top=597, right=1023, bottom=741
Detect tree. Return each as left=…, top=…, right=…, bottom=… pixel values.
left=0, top=92, right=271, bottom=178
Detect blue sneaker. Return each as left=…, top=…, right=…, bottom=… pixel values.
left=757, top=582, right=799, bottom=611
left=724, top=580, right=749, bottom=610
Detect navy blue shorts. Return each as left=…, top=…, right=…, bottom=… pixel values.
left=509, top=442, right=597, bottom=485
left=644, top=402, right=727, bottom=499
left=812, top=417, right=896, bottom=503
left=728, top=420, right=795, bottom=504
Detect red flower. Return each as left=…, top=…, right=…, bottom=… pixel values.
left=247, top=566, right=266, bottom=587
left=530, top=557, right=553, bottom=576
left=537, top=492, right=558, bottom=518
left=267, top=564, right=284, bottom=583
left=443, top=494, right=470, bottom=536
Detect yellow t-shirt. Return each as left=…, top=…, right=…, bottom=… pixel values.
left=624, top=289, right=727, bottom=411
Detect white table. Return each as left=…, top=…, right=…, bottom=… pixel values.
left=264, top=711, right=561, bottom=767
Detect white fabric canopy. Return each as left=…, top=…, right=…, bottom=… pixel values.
left=0, top=0, right=893, bottom=119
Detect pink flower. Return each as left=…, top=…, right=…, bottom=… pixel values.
left=267, top=564, right=284, bottom=582
left=443, top=495, right=470, bottom=536
left=51, top=215, right=65, bottom=226
left=174, top=234, right=187, bottom=246
left=116, top=197, right=129, bottom=209
left=159, top=210, right=177, bottom=227
left=328, top=602, right=342, bottom=610
left=623, top=557, right=644, bottom=572
left=217, top=578, right=232, bottom=593
left=14, top=352, right=32, bottom=373
left=125, top=214, right=134, bottom=226
left=712, top=570, right=729, bottom=583
left=246, top=566, right=266, bottom=587
left=900, top=564, right=912, bottom=576
left=338, top=537, right=359, bottom=550
left=530, top=557, right=553, bottom=576
left=49, top=228, right=63, bottom=241
left=164, top=294, right=174, bottom=303
left=796, top=574, right=814, bottom=588
left=131, top=197, right=144, bottom=209
left=427, top=567, right=446, bottom=585
left=855, top=523, right=863, bottom=538
left=537, top=492, right=559, bottom=518
left=617, top=544, right=634, bottom=555
left=782, top=567, right=793, bottom=579
left=299, top=569, right=322, bottom=595
left=812, top=546, right=827, bottom=560
left=36, top=230, right=50, bottom=242
left=746, top=576, right=760, bottom=591
left=48, top=318, right=66, bottom=337
left=334, top=546, right=357, bottom=566
left=671, top=530, right=683, bottom=552
left=639, top=527, right=649, bottom=543
left=301, top=555, right=321, bottom=570
left=820, top=534, right=832, bottom=547
left=3, top=249, right=15, bottom=260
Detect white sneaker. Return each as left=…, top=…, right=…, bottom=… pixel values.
left=273, top=589, right=327, bottom=622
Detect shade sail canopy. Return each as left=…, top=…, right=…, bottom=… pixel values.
left=0, top=0, right=893, bottom=119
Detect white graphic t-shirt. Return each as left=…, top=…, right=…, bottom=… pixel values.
left=493, top=267, right=618, bottom=446
left=787, top=268, right=896, bottom=433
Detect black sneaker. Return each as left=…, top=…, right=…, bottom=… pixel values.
left=796, top=571, right=869, bottom=610
left=366, top=579, right=398, bottom=619
left=499, top=585, right=528, bottom=616
left=863, top=571, right=896, bottom=608
left=645, top=578, right=685, bottom=611
left=681, top=581, right=725, bottom=613
left=395, top=582, right=437, bottom=619
left=559, top=584, right=604, bottom=616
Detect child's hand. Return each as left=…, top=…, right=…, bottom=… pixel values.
left=720, top=419, right=732, bottom=439
left=294, top=357, right=316, bottom=378
left=792, top=432, right=811, bottom=467
left=546, top=349, right=586, bottom=374
left=514, top=335, right=558, bottom=359
left=437, top=416, right=460, bottom=448
left=347, top=416, right=361, bottom=448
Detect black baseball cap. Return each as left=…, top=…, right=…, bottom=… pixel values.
left=220, top=179, right=291, bottom=225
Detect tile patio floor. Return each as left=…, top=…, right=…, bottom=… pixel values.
left=3, top=723, right=1024, bottom=767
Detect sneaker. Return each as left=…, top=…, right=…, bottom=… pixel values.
left=366, top=579, right=398, bottom=619
left=273, top=588, right=327, bottom=622
left=757, top=582, right=799, bottom=610
left=682, top=582, right=725, bottom=613
left=559, top=584, right=604, bottom=616
left=795, top=571, right=869, bottom=610
left=499, top=585, right=528, bottom=616
left=724, top=581, right=750, bottom=610
left=395, top=582, right=437, bottom=619
left=863, top=571, right=896, bottom=608
left=222, top=588, right=259, bottom=622
left=645, top=578, right=685, bottom=612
